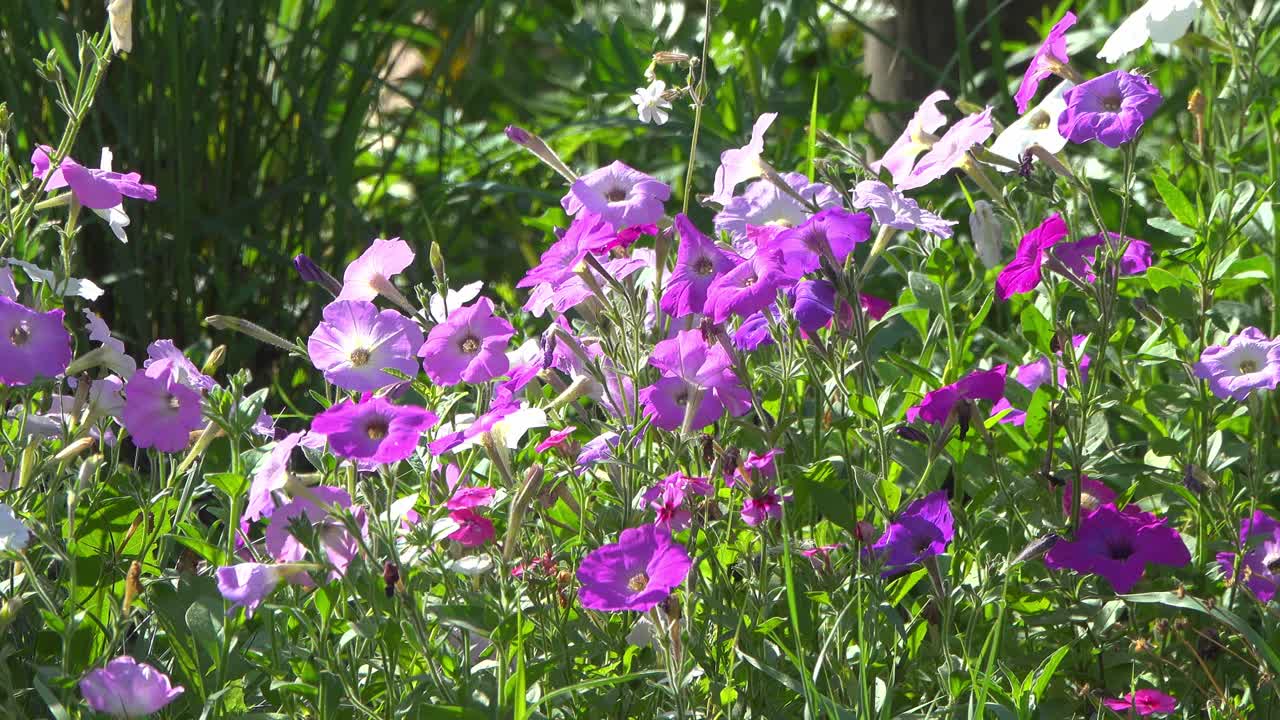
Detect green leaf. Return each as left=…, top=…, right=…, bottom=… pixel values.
left=1123, top=591, right=1280, bottom=675
left=907, top=272, right=944, bottom=313
left=1030, top=644, right=1072, bottom=699
left=1147, top=217, right=1196, bottom=238
left=1145, top=266, right=1187, bottom=292
left=1152, top=172, right=1197, bottom=226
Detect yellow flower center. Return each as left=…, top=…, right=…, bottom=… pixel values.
left=366, top=420, right=389, bottom=440
left=627, top=572, right=649, bottom=592
left=350, top=347, right=371, bottom=367
left=461, top=336, right=480, bottom=354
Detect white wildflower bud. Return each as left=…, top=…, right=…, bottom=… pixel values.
left=107, top=0, right=133, bottom=55
left=969, top=201, right=1003, bottom=269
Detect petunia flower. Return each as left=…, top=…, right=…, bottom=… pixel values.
left=1051, top=232, right=1153, bottom=283
left=5, top=258, right=103, bottom=301
left=1057, top=71, right=1163, bottom=148
left=792, top=280, right=836, bottom=334
left=642, top=472, right=713, bottom=531
left=562, top=161, right=670, bottom=230
left=0, top=503, right=31, bottom=552
left=307, top=300, right=424, bottom=391
left=576, top=524, right=693, bottom=612
left=31, top=144, right=157, bottom=210
left=1099, top=0, right=1200, bottom=63
left=0, top=297, right=72, bottom=386
left=630, top=80, right=672, bottom=125
left=741, top=487, right=788, bottom=526
left=447, top=509, right=495, bottom=547
left=427, top=401, right=546, bottom=455
left=991, top=336, right=1091, bottom=425
left=870, top=90, right=949, bottom=186
left=1060, top=477, right=1118, bottom=517
left=215, top=562, right=289, bottom=618
left=896, top=108, right=994, bottom=191
left=419, top=297, right=513, bottom=385
left=80, top=656, right=184, bottom=718
left=995, top=213, right=1069, bottom=300
left=770, top=208, right=872, bottom=276
left=659, top=214, right=740, bottom=318
left=870, top=490, right=954, bottom=576
left=714, top=173, right=841, bottom=246
left=1216, top=510, right=1280, bottom=602
left=640, top=330, right=752, bottom=431
left=1044, top=503, right=1189, bottom=593
left=1192, top=327, right=1280, bottom=401
left=310, top=396, right=437, bottom=464
left=143, top=339, right=217, bottom=392
left=535, top=426, right=577, bottom=453
left=703, top=249, right=796, bottom=323
left=990, top=80, right=1074, bottom=170
left=710, top=113, right=777, bottom=206
left=1014, top=12, right=1076, bottom=114
left=121, top=361, right=204, bottom=453
left=1102, top=688, right=1178, bottom=716
left=851, top=181, right=956, bottom=238
left=265, top=485, right=367, bottom=582
left=336, top=237, right=415, bottom=303
left=575, top=431, right=621, bottom=475
left=84, top=309, right=137, bottom=377
left=245, top=431, right=308, bottom=523
left=906, top=367, right=1006, bottom=426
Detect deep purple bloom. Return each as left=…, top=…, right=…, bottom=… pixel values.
left=870, top=90, right=949, bottom=186
left=1058, top=71, right=1163, bottom=148
left=310, top=396, right=437, bottom=463
left=906, top=367, right=1006, bottom=426
left=792, top=280, right=836, bottom=333
left=447, top=509, right=495, bottom=547
left=771, top=208, right=872, bottom=276
left=640, top=330, right=751, bottom=431
left=419, top=297, right=514, bottom=385
left=991, top=336, right=1091, bottom=425
left=336, top=237, right=414, bottom=302
left=80, top=656, right=183, bottom=718
left=216, top=562, right=287, bottom=618
left=1192, top=327, right=1280, bottom=401
left=122, top=361, right=204, bottom=453
left=1102, top=689, right=1178, bottom=716
left=1052, top=232, right=1153, bottom=283
left=714, top=173, right=841, bottom=245
left=871, top=490, right=955, bottom=575
left=265, top=486, right=367, bottom=581
left=293, top=254, right=342, bottom=294
left=308, top=300, right=423, bottom=391
left=562, top=161, right=670, bottom=229
left=0, top=297, right=71, bottom=385
left=995, top=213, right=1069, bottom=300
left=576, top=524, right=693, bottom=612
left=660, top=214, right=740, bottom=317
left=1015, top=12, right=1076, bottom=114
left=851, top=181, right=956, bottom=238
left=704, top=249, right=796, bottom=323
left=1044, top=504, right=1189, bottom=593
left=1216, top=510, right=1280, bottom=602
left=897, top=108, right=994, bottom=191
left=710, top=113, right=776, bottom=205
left=733, top=309, right=777, bottom=351
left=741, top=488, right=787, bottom=526
left=32, top=145, right=157, bottom=210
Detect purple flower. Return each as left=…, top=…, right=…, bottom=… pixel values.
left=641, top=330, right=751, bottom=431
left=447, top=509, right=495, bottom=547
left=294, top=254, right=341, bottom=293
left=1216, top=510, right=1280, bottom=602
left=1014, top=12, right=1076, bottom=114
left=144, top=339, right=217, bottom=392
left=897, top=108, right=994, bottom=191
left=714, top=173, right=841, bottom=245
left=1052, top=232, right=1153, bottom=283
left=851, top=181, right=956, bottom=238
left=307, top=300, right=423, bottom=391
left=562, top=161, right=670, bottom=229
left=991, top=336, right=1091, bottom=425
left=0, top=297, right=71, bottom=385
left=32, top=145, right=157, bottom=210
left=870, top=90, right=950, bottom=186
left=741, top=488, right=787, bottom=526
left=643, top=472, right=713, bottom=531
left=265, top=486, right=367, bottom=581
left=859, top=293, right=893, bottom=321
left=1193, top=327, right=1280, bottom=401
left=733, top=309, right=777, bottom=351
left=427, top=402, right=546, bottom=455
left=246, top=431, right=307, bottom=523
left=1060, top=476, right=1117, bottom=517
left=906, top=367, right=1006, bottom=426
left=336, top=237, right=414, bottom=302
left=792, top=280, right=836, bottom=333
left=704, top=250, right=796, bottom=323
left=536, top=426, right=577, bottom=453
left=660, top=214, right=740, bottom=317
left=995, top=213, right=1069, bottom=300
left=576, top=431, right=621, bottom=474
left=80, top=656, right=184, bottom=718
left=576, top=524, right=693, bottom=612
left=310, top=396, right=437, bottom=463
left=1102, top=689, right=1178, bottom=716
left=710, top=113, right=776, bottom=205
left=1058, top=71, right=1163, bottom=148
left=870, top=490, right=954, bottom=575
left=216, top=562, right=287, bottom=618
left=1044, top=504, right=1189, bottom=593
left=771, top=208, right=872, bottom=276
left=419, top=297, right=513, bottom=385
left=518, top=213, right=615, bottom=294
left=122, top=361, right=204, bottom=453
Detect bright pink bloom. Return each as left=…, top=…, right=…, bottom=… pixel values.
left=995, top=214, right=1068, bottom=300
left=1015, top=12, right=1076, bottom=113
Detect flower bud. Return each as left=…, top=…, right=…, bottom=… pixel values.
left=293, top=254, right=343, bottom=296
left=53, top=436, right=95, bottom=463
left=201, top=344, right=227, bottom=376
left=206, top=316, right=297, bottom=354
left=0, top=597, right=22, bottom=631
left=894, top=425, right=929, bottom=444
left=383, top=561, right=400, bottom=598
left=123, top=560, right=143, bottom=612
left=429, top=242, right=446, bottom=282
left=653, top=51, right=692, bottom=64
left=969, top=201, right=1003, bottom=269
left=504, top=125, right=533, bottom=146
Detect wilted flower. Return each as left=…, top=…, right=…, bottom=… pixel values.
left=1044, top=503, right=1189, bottom=593
left=714, top=173, right=841, bottom=246
left=0, top=503, right=30, bottom=552
left=990, top=81, right=1073, bottom=170
left=576, top=524, right=692, bottom=612
left=995, top=213, right=1068, bottom=300
left=575, top=431, right=621, bottom=475
left=870, top=90, right=949, bottom=186
left=1014, top=11, right=1076, bottom=114
left=1102, top=688, right=1178, bottom=716
left=307, top=300, right=423, bottom=391
left=630, top=80, right=672, bottom=125
left=1192, top=327, right=1280, bottom=402
left=870, top=490, right=954, bottom=576
left=106, top=0, right=133, bottom=54
left=310, top=396, right=437, bottom=463
left=710, top=112, right=777, bottom=205
left=562, top=161, right=670, bottom=230
left=121, top=361, right=204, bottom=453
left=336, top=237, right=415, bottom=303
left=851, top=181, right=956, bottom=238
left=84, top=309, right=136, bottom=377
left=31, top=145, right=156, bottom=210
left=1058, top=71, right=1163, bottom=148
left=907, top=367, right=1006, bottom=426
left=1098, top=0, right=1200, bottom=63
left=419, top=297, right=514, bottom=385
left=1216, top=510, right=1280, bottom=602
left=0, top=297, right=72, bottom=385
left=216, top=562, right=289, bottom=618
left=80, top=656, right=184, bottom=718
left=1052, top=232, right=1153, bottom=282
left=535, top=426, right=577, bottom=453
left=660, top=214, right=739, bottom=318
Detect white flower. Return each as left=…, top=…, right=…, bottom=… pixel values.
left=1098, top=0, right=1200, bottom=63
left=626, top=617, right=657, bottom=648
left=107, top=0, right=133, bottom=55
left=428, top=280, right=483, bottom=321
left=0, top=503, right=30, bottom=552
left=4, top=258, right=103, bottom=301
left=969, top=201, right=1004, bottom=269
left=449, top=554, right=494, bottom=576
left=988, top=80, right=1072, bottom=171
left=630, top=80, right=672, bottom=126
left=93, top=148, right=131, bottom=243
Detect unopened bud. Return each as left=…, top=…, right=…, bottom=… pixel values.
left=123, top=560, right=143, bottom=611
left=504, top=125, right=533, bottom=146
left=1183, top=463, right=1213, bottom=495
left=383, top=561, right=400, bottom=598
left=653, top=51, right=692, bottom=64
left=201, top=344, right=227, bottom=375
left=969, top=201, right=1003, bottom=269
left=1027, top=145, right=1076, bottom=183
left=293, top=254, right=343, bottom=296
left=853, top=521, right=879, bottom=544
left=53, top=436, right=95, bottom=463
left=1187, top=88, right=1206, bottom=117
left=894, top=425, right=928, bottom=444
left=0, top=597, right=22, bottom=630
left=1133, top=297, right=1164, bottom=326
left=429, top=242, right=446, bottom=282
left=504, top=125, right=577, bottom=184
left=206, top=316, right=297, bottom=354
left=0, top=103, right=9, bottom=135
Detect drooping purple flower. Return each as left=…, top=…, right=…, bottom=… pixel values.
left=576, top=431, right=622, bottom=475
left=640, top=330, right=751, bottom=431
left=896, top=108, right=994, bottom=191
left=1014, top=12, right=1076, bottom=114
left=995, top=213, right=1069, bottom=300
left=307, top=300, right=424, bottom=391
left=1192, top=327, right=1280, bottom=402
left=79, top=656, right=184, bottom=718
left=1102, top=689, right=1178, bottom=716
left=1216, top=510, right=1280, bottom=602
left=991, top=336, right=1091, bottom=425
left=1052, top=232, right=1153, bottom=283
left=710, top=113, right=777, bottom=205
left=447, top=509, right=495, bottom=547
left=703, top=249, right=797, bottom=323
left=851, top=181, right=956, bottom=238
left=770, top=208, right=872, bottom=276
left=906, top=367, right=1006, bottom=426
left=419, top=297, right=513, bottom=385
left=577, top=524, right=693, bottom=612
left=216, top=562, right=288, bottom=618
left=741, top=487, right=788, bottom=526
left=336, top=237, right=414, bottom=302
left=245, top=431, right=307, bottom=523
left=265, top=486, right=367, bottom=581
left=0, top=297, right=71, bottom=385
left=293, top=254, right=342, bottom=294
left=562, top=161, right=670, bottom=229
left=32, top=145, right=157, bottom=210
left=870, top=90, right=950, bottom=186
left=871, top=490, right=955, bottom=576
left=122, top=361, right=204, bottom=453
left=310, top=396, right=437, bottom=463
left=1044, top=503, right=1189, bottom=593
left=660, top=214, right=740, bottom=317
left=1058, top=70, right=1163, bottom=148
left=733, top=308, right=777, bottom=351
left=792, top=279, right=836, bottom=333
left=714, top=173, right=841, bottom=245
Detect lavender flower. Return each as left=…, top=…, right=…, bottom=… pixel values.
left=576, top=524, right=692, bottom=612
left=995, top=213, right=1068, bottom=300
left=216, top=562, right=288, bottom=618
left=1014, top=12, right=1076, bottom=114
left=1216, top=510, right=1280, bottom=602
left=336, top=237, right=415, bottom=302
left=79, top=656, right=184, bottom=718
left=1058, top=71, right=1163, bottom=148
left=1102, top=689, right=1178, bottom=716
left=703, top=249, right=796, bottom=323
left=143, top=339, right=217, bottom=392
left=307, top=300, right=423, bottom=391
left=896, top=108, right=994, bottom=191
left=121, top=361, right=204, bottom=453
left=245, top=431, right=307, bottom=523
left=1052, top=232, right=1153, bottom=282
left=714, top=173, right=841, bottom=245
left=0, top=297, right=71, bottom=385
left=906, top=367, right=1006, bottom=426
left=31, top=145, right=157, bottom=210
left=85, top=309, right=137, bottom=377
left=871, top=490, right=954, bottom=576
left=1193, top=328, right=1280, bottom=401
left=419, top=297, right=514, bottom=385
left=562, top=161, right=670, bottom=229
left=851, top=181, right=956, bottom=238
left=265, top=486, right=367, bottom=581
left=870, top=90, right=949, bottom=186
left=576, top=431, right=621, bottom=475
left=660, top=214, right=740, bottom=318
left=310, top=396, right=437, bottom=463
left=640, top=330, right=751, bottom=431
left=771, top=208, right=872, bottom=276
left=1044, top=504, right=1189, bottom=593
left=710, top=113, right=777, bottom=205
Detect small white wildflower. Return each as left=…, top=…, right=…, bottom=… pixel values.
left=0, top=503, right=30, bottom=552
left=969, top=201, right=1004, bottom=269
left=428, top=280, right=483, bottom=321
left=630, top=80, right=672, bottom=126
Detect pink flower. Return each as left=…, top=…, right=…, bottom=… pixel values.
left=336, top=237, right=414, bottom=302
left=710, top=113, right=777, bottom=205
left=121, top=360, right=204, bottom=453
left=995, top=214, right=1069, bottom=300
left=741, top=487, right=788, bottom=526
left=870, top=91, right=949, bottom=186
left=897, top=108, right=994, bottom=191
left=562, top=161, right=670, bottom=229
left=1102, top=688, right=1178, bottom=716
left=32, top=145, right=157, bottom=210
left=535, top=426, right=577, bottom=453
left=79, top=656, right=183, bottom=718
left=309, top=396, right=437, bottom=464
left=447, top=509, right=495, bottom=547
left=1015, top=12, right=1076, bottom=114
left=906, top=367, right=1006, bottom=426
left=418, top=297, right=514, bottom=385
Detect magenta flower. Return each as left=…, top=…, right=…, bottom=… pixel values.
left=741, top=488, right=787, bottom=526
left=1014, top=12, right=1076, bottom=114
left=906, top=367, right=1006, bottom=426
left=1102, top=689, right=1178, bottom=716
left=643, top=472, right=713, bottom=531
left=1044, top=504, right=1190, bottom=593
left=870, top=90, right=950, bottom=186
left=1052, top=232, right=1153, bottom=283
left=80, top=656, right=183, bottom=718
left=517, top=213, right=615, bottom=295
left=995, top=213, right=1069, bottom=300
left=704, top=250, right=796, bottom=323
left=447, top=485, right=496, bottom=511
left=660, top=214, right=740, bottom=318
left=32, top=145, right=157, bottom=210
left=307, top=300, right=423, bottom=391
left=122, top=361, right=204, bottom=452
left=577, top=524, right=693, bottom=612
left=535, top=426, right=577, bottom=453
left=1216, top=510, right=1280, bottom=602
left=336, top=237, right=414, bottom=302
left=710, top=113, right=777, bottom=205
left=640, top=330, right=751, bottom=431
left=1058, top=71, right=1163, bottom=148
left=216, top=562, right=287, bottom=618
left=310, top=396, right=437, bottom=463
left=1192, top=327, right=1280, bottom=401
left=245, top=431, right=307, bottom=523
left=143, top=339, right=217, bottom=392
left=0, top=297, right=71, bottom=385
left=447, top=509, right=495, bottom=547
left=418, top=297, right=513, bottom=385
left=771, top=208, right=872, bottom=276
left=871, top=490, right=954, bottom=576
left=851, top=181, right=956, bottom=238
left=1060, top=477, right=1118, bottom=517
left=859, top=293, right=893, bottom=321
left=897, top=108, right=994, bottom=191
left=265, top=486, right=367, bottom=581
left=991, top=337, right=1091, bottom=425
left=714, top=173, right=841, bottom=245
left=562, top=161, right=670, bottom=229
